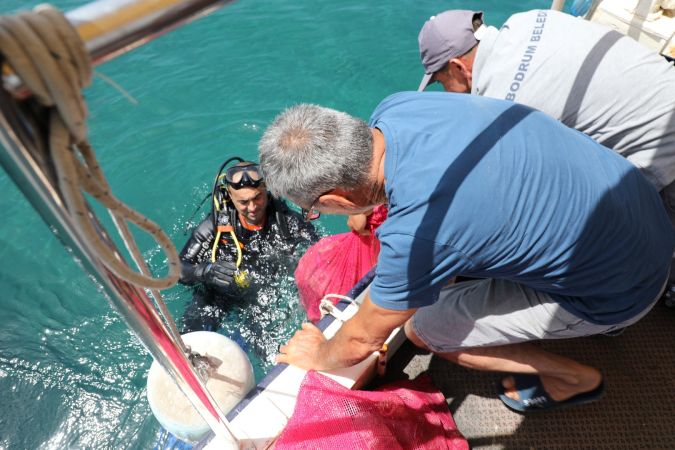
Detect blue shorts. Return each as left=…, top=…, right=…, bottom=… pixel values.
left=410, top=278, right=663, bottom=353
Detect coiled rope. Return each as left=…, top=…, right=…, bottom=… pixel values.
left=0, top=5, right=181, bottom=290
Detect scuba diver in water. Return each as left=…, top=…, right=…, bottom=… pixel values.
left=179, top=157, right=319, bottom=333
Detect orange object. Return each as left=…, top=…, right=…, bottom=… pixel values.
left=377, top=344, right=388, bottom=377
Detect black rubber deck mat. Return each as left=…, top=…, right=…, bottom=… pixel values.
left=376, top=301, right=675, bottom=449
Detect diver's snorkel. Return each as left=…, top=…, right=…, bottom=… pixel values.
left=210, top=156, right=251, bottom=289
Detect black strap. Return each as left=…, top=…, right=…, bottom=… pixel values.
left=271, top=196, right=292, bottom=240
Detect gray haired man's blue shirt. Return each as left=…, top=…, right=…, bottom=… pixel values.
left=368, top=92, right=672, bottom=325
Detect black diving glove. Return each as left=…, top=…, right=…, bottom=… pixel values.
left=194, top=260, right=236, bottom=294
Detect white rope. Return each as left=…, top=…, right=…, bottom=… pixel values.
left=319, top=294, right=359, bottom=322
left=0, top=5, right=181, bottom=290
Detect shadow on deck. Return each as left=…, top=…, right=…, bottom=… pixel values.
left=375, top=301, right=675, bottom=449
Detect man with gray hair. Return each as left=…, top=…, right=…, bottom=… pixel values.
left=417, top=9, right=675, bottom=237
left=260, top=91, right=673, bottom=412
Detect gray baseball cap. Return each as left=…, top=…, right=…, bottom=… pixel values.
left=417, top=10, right=484, bottom=91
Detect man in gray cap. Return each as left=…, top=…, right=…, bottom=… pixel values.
left=417, top=10, right=486, bottom=93
left=417, top=8, right=675, bottom=279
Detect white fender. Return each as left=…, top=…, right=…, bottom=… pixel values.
left=146, top=331, right=255, bottom=444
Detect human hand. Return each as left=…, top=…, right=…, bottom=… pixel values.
left=347, top=213, right=371, bottom=236
left=196, top=260, right=236, bottom=293
left=276, top=322, right=328, bottom=370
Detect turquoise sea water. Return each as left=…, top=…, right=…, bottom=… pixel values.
left=0, top=0, right=550, bottom=448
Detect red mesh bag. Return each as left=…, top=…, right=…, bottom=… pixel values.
left=275, top=371, right=468, bottom=450
left=295, top=205, right=388, bottom=323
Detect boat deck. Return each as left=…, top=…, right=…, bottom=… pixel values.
left=375, top=299, right=675, bottom=449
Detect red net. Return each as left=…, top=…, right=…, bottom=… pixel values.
left=275, top=371, right=468, bottom=450
left=295, top=205, right=389, bottom=323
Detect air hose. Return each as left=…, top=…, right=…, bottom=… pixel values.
left=211, top=225, right=250, bottom=289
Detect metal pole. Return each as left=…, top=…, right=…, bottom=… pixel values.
left=0, top=0, right=241, bottom=445
left=67, top=0, right=236, bottom=65
left=551, top=0, right=566, bottom=11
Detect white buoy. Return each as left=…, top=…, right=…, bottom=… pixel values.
left=146, top=331, right=255, bottom=444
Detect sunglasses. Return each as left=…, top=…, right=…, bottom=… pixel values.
left=224, top=164, right=263, bottom=190
left=301, top=190, right=332, bottom=221
left=301, top=198, right=321, bottom=222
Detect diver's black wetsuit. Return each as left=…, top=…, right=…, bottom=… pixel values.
left=179, top=195, right=318, bottom=332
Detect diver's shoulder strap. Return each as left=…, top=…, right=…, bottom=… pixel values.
left=271, top=196, right=292, bottom=240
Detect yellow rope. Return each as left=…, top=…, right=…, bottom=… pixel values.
left=0, top=5, right=180, bottom=290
